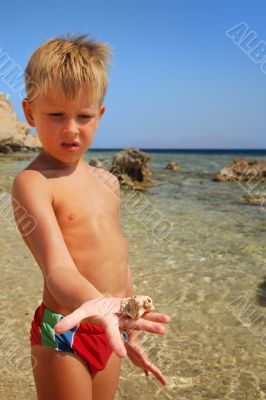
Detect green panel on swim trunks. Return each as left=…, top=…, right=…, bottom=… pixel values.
left=41, top=308, right=62, bottom=350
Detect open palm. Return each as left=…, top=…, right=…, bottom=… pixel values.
left=54, top=296, right=171, bottom=359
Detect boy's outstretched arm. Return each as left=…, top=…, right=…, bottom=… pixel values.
left=12, top=170, right=102, bottom=312
left=12, top=170, right=171, bottom=360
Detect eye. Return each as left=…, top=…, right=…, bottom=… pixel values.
left=48, top=113, right=63, bottom=118
left=78, top=115, right=92, bottom=120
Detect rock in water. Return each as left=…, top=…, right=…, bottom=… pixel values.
left=0, top=92, right=41, bottom=153
left=89, top=158, right=102, bottom=167
left=166, top=161, right=179, bottom=171
left=215, top=157, right=266, bottom=182
left=110, top=147, right=153, bottom=190
left=242, top=195, right=266, bottom=206
left=256, top=278, right=266, bottom=307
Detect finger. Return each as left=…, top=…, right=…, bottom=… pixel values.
left=103, top=318, right=128, bottom=358
left=145, top=362, right=168, bottom=386
left=54, top=307, right=87, bottom=333
left=141, top=312, right=171, bottom=323
left=138, top=352, right=167, bottom=385
left=121, top=318, right=167, bottom=335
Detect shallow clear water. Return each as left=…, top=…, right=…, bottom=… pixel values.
left=0, top=150, right=266, bottom=399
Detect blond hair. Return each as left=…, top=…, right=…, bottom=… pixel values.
left=24, top=33, right=112, bottom=104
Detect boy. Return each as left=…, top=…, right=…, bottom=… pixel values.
left=11, top=34, right=171, bottom=400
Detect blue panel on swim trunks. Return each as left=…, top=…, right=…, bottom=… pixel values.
left=54, top=316, right=77, bottom=353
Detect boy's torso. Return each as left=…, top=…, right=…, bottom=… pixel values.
left=25, top=158, right=129, bottom=315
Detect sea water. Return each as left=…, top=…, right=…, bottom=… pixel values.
left=0, top=149, right=266, bottom=400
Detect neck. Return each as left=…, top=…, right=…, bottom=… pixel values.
left=37, top=149, right=86, bottom=171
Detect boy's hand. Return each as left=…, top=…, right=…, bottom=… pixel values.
left=124, top=330, right=168, bottom=386
left=54, top=296, right=171, bottom=359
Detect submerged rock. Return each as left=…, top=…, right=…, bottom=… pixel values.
left=256, top=277, right=266, bottom=307
left=110, top=147, right=153, bottom=190
left=242, top=195, right=266, bottom=206
left=0, top=154, right=33, bottom=162
left=0, top=92, right=41, bottom=153
left=88, top=158, right=102, bottom=168
left=166, top=161, right=179, bottom=171
left=215, top=157, right=266, bottom=182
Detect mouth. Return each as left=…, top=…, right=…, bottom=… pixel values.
left=61, top=142, right=80, bottom=151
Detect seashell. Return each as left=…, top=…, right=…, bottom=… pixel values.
left=119, top=295, right=155, bottom=320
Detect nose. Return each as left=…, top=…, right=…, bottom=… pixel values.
left=62, top=118, right=79, bottom=136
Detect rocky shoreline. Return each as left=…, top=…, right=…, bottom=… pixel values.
left=1, top=91, right=265, bottom=196
left=0, top=92, right=41, bottom=154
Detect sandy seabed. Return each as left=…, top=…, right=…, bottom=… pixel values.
left=1, top=152, right=266, bottom=399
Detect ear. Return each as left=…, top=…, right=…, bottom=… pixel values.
left=95, top=105, right=106, bottom=128
left=98, top=104, right=105, bottom=119
left=22, top=99, right=35, bottom=127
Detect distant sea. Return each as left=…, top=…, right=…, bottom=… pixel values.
left=89, top=148, right=266, bottom=155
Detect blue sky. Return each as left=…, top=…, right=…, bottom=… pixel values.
left=0, top=0, right=266, bottom=149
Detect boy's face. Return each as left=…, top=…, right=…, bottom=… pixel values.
left=22, top=88, right=105, bottom=165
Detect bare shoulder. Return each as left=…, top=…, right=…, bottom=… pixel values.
left=12, top=169, right=50, bottom=195
left=12, top=169, right=53, bottom=213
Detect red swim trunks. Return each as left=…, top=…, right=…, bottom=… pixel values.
left=30, top=303, right=113, bottom=374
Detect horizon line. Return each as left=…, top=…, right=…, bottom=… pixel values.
left=89, top=147, right=266, bottom=151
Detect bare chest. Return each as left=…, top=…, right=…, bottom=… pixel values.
left=49, top=173, right=120, bottom=241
